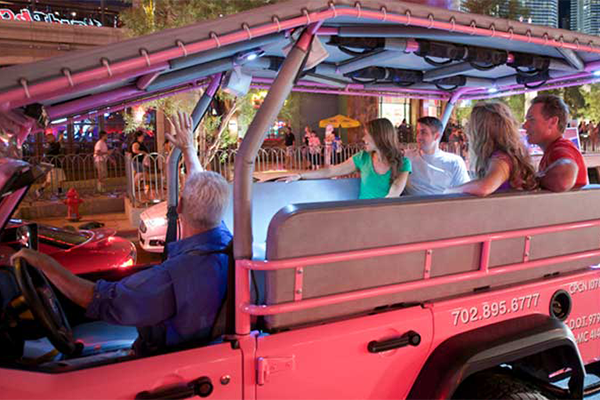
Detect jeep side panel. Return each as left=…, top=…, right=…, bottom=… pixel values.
left=255, top=306, right=432, bottom=399
left=0, top=342, right=242, bottom=399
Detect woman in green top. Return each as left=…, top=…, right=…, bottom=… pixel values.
left=284, top=118, right=411, bottom=199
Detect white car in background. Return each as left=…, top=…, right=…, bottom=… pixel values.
left=138, top=170, right=291, bottom=253
left=138, top=201, right=171, bottom=253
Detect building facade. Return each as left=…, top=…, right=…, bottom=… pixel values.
left=460, top=0, right=558, bottom=28
left=571, top=0, right=600, bottom=36
left=0, top=0, right=128, bottom=66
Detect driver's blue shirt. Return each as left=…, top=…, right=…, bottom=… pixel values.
left=86, top=223, right=232, bottom=348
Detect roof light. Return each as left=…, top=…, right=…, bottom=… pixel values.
left=237, top=49, right=265, bottom=64
left=51, top=118, right=67, bottom=124
left=593, top=70, right=600, bottom=77
left=488, top=88, right=498, bottom=93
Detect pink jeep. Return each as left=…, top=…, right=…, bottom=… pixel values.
left=2, top=1, right=600, bottom=398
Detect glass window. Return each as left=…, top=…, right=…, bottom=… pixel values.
left=379, top=97, right=411, bottom=128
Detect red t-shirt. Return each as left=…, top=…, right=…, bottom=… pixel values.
left=539, top=137, right=588, bottom=187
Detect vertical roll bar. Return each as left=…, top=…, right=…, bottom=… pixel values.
left=233, top=26, right=317, bottom=260
left=163, top=74, right=223, bottom=254
left=440, top=87, right=472, bottom=131
left=234, top=25, right=318, bottom=335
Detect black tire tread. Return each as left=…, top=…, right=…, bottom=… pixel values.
left=453, top=371, right=550, bottom=400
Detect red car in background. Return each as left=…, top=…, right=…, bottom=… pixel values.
left=1, top=219, right=136, bottom=275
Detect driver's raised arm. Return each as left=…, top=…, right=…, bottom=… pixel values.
left=166, top=111, right=204, bottom=176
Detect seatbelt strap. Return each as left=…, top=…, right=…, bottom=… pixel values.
left=185, top=240, right=234, bottom=338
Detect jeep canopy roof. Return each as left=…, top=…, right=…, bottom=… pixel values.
left=2, top=0, right=600, bottom=125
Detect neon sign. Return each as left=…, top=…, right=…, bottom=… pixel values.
left=0, top=8, right=103, bottom=27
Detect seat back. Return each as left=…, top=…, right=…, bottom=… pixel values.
left=223, top=179, right=360, bottom=257
left=263, top=187, right=600, bottom=331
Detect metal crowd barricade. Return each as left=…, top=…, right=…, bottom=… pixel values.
left=129, top=152, right=168, bottom=206
left=25, top=142, right=477, bottom=204
left=126, top=142, right=490, bottom=206
left=24, top=152, right=128, bottom=201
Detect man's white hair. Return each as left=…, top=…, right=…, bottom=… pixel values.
left=181, top=171, right=229, bottom=230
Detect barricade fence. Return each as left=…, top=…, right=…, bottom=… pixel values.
left=22, top=142, right=486, bottom=205
left=23, top=153, right=129, bottom=201
left=23, top=143, right=465, bottom=204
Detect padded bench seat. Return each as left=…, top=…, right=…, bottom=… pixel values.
left=262, top=186, right=600, bottom=331
left=222, top=178, right=360, bottom=259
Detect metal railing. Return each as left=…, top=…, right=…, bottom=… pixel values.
left=23, top=153, right=128, bottom=201
left=129, top=144, right=365, bottom=206
left=234, top=217, right=600, bottom=333
left=21, top=141, right=499, bottom=205
left=127, top=152, right=169, bottom=206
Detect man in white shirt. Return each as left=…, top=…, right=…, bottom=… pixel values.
left=93, top=131, right=112, bottom=193
left=405, top=117, right=470, bottom=195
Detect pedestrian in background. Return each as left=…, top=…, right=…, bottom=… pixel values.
left=94, top=131, right=113, bottom=193
left=308, top=130, right=322, bottom=170
left=284, top=126, right=296, bottom=169
left=129, top=131, right=150, bottom=195
left=36, top=133, right=66, bottom=199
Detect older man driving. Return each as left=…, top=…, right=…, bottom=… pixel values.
left=11, top=112, right=231, bottom=355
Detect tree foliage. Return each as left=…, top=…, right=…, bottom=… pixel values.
left=120, top=0, right=281, bottom=37
left=582, top=84, right=600, bottom=122
left=462, top=0, right=529, bottom=20
left=497, top=94, right=525, bottom=124
left=118, top=0, right=282, bottom=162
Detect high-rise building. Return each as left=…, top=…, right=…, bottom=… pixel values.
left=460, top=0, right=559, bottom=28
left=571, top=0, right=600, bottom=35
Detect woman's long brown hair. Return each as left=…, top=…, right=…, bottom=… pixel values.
left=366, top=118, right=405, bottom=183
left=467, top=101, right=538, bottom=191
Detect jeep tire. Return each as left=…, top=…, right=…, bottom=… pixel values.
left=452, top=371, right=549, bottom=400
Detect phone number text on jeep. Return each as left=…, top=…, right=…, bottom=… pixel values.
left=451, top=294, right=540, bottom=327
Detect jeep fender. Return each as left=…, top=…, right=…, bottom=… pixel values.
left=407, top=314, right=584, bottom=399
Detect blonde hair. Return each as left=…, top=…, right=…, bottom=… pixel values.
left=467, top=101, right=538, bottom=191
left=366, top=118, right=405, bottom=183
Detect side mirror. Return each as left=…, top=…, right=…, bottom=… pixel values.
left=16, top=223, right=38, bottom=250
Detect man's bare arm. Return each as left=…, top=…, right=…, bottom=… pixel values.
left=538, top=158, right=578, bottom=192
left=11, top=249, right=94, bottom=309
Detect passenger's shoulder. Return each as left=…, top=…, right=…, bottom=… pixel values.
left=439, top=150, right=466, bottom=163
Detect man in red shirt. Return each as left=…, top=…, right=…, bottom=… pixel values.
left=524, top=94, right=588, bottom=192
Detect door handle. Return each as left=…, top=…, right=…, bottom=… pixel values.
left=368, top=331, right=421, bottom=353
left=136, top=377, right=213, bottom=399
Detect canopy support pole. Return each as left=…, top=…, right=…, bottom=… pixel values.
left=162, top=73, right=222, bottom=258
left=441, top=87, right=472, bottom=131
left=234, top=25, right=319, bottom=335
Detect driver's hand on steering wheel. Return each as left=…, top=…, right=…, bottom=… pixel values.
left=10, top=248, right=54, bottom=272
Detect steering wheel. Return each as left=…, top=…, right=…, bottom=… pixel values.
left=13, top=257, right=82, bottom=356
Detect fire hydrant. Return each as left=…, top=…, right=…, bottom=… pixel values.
left=64, top=188, right=84, bottom=222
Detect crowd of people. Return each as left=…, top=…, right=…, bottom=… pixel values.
left=299, top=125, right=343, bottom=170
left=578, top=120, right=600, bottom=151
